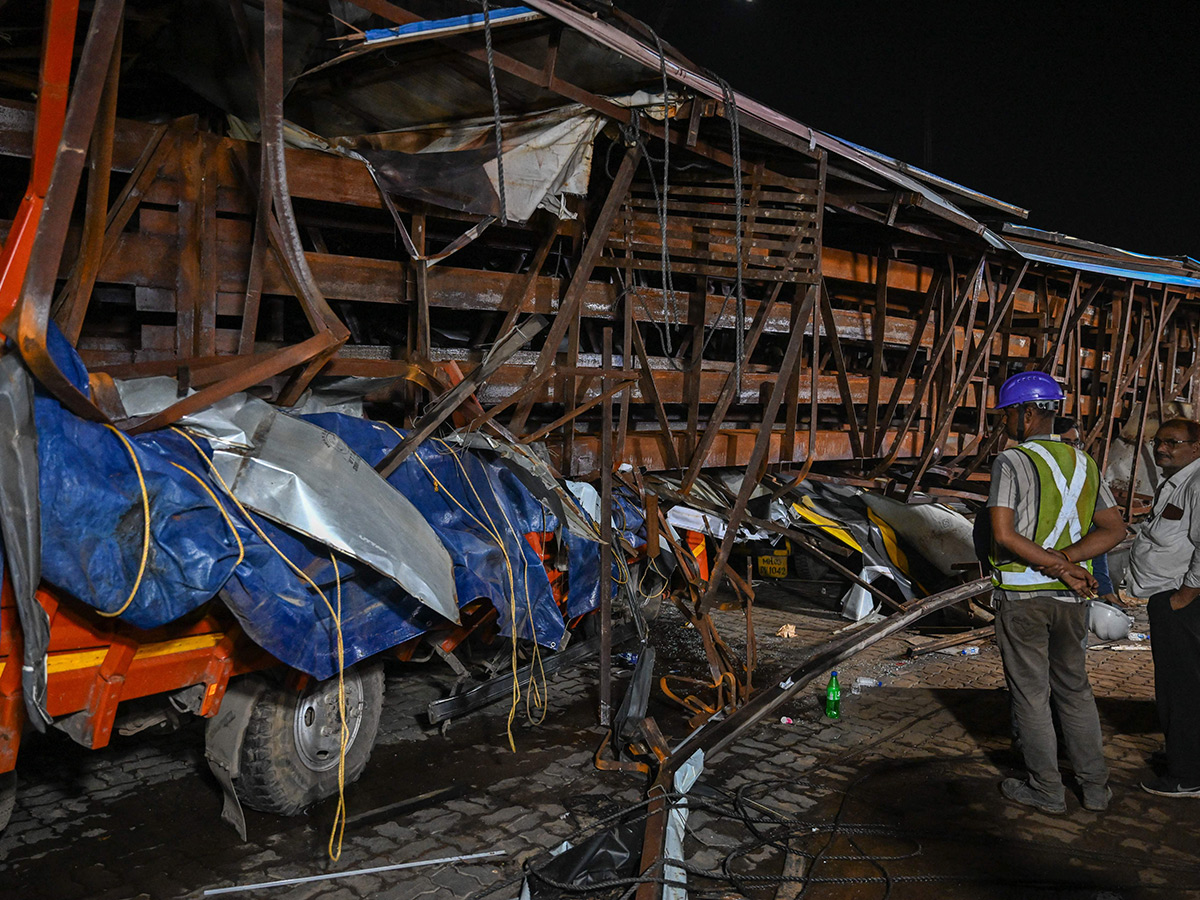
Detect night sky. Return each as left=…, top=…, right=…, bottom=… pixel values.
left=614, top=0, right=1199, bottom=260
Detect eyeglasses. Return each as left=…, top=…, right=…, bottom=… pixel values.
left=1153, top=438, right=1194, bottom=448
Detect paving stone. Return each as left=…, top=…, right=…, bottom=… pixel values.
left=0, top=591, right=1188, bottom=899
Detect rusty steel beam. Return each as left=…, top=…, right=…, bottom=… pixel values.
left=908, top=262, right=1029, bottom=489
left=1124, top=288, right=1175, bottom=519
left=376, top=315, right=547, bottom=477
left=56, top=16, right=120, bottom=345
left=634, top=576, right=994, bottom=900
left=124, top=332, right=342, bottom=433
left=864, top=251, right=889, bottom=452
left=870, top=257, right=985, bottom=475
left=8, top=0, right=126, bottom=423
left=598, top=328, right=615, bottom=727
left=0, top=0, right=80, bottom=325
left=818, top=280, right=864, bottom=459
left=697, top=283, right=817, bottom=613
left=510, top=143, right=642, bottom=432
left=52, top=125, right=174, bottom=335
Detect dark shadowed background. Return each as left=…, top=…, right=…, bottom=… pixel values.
left=614, top=0, right=1199, bottom=258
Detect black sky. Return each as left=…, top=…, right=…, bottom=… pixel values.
left=614, top=0, right=1200, bottom=259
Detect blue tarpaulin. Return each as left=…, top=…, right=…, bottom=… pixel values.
left=28, top=326, right=622, bottom=680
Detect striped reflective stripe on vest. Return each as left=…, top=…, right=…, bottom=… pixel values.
left=991, top=439, right=1098, bottom=592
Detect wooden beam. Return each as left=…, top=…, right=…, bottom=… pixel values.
left=698, top=283, right=817, bottom=613
left=509, top=143, right=642, bottom=432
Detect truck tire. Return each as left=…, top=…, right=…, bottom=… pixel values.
left=236, top=662, right=384, bottom=816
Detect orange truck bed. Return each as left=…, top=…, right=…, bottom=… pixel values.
left=0, top=574, right=273, bottom=769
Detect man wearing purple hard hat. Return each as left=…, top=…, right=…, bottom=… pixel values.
left=986, top=371, right=1127, bottom=814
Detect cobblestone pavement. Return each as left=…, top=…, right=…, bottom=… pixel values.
left=0, top=584, right=1190, bottom=900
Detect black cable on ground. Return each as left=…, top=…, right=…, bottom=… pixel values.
left=469, top=751, right=1200, bottom=900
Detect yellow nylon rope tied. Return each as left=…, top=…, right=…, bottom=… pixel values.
left=168, top=428, right=349, bottom=860
left=433, top=438, right=548, bottom=737
left=169, top=462, right=245, bottom=569
left=326, top=553, right=348, bottom=862
left=387, top=425, right=542, bottom=751
left=96, top=425, right=150, bottom=618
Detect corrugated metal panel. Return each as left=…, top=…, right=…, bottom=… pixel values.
left=1007, top=247, right=1200, bottom=288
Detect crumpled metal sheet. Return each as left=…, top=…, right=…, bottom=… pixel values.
left=306, top=413, right=571, bottom=648
left=182, top=395, right=460, bottom=624
left=0, top=350, right=49, bottom=728
left=449, top=432, right=599, bottom=541
left=112, top=374, right=182, bottom=419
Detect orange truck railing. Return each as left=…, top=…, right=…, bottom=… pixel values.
left=0, top=573, right=274, bottom=768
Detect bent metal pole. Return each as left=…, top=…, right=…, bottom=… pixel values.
left=634, top=575, right=993, bottom=900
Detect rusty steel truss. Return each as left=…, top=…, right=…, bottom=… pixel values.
left=3, top=0, right=1200, bottom=887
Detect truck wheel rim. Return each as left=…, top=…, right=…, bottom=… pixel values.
left=294, top=672, right=366, bottom=772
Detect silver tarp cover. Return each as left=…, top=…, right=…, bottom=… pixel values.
left=0, top=351, right=50, bottom=727
left=181, top=395, right=460, bottom=624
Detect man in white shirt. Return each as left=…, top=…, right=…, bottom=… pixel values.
left=1126, top=417, right=1200, bottom=798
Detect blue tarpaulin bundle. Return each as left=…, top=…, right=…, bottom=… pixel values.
left=25, top=326, right=624, bottom=680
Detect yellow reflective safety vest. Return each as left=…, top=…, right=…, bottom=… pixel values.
left=990, top=439, right=1100, bottom=592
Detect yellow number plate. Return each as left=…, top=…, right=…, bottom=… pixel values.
left=757, top=554, right=788, bottom=578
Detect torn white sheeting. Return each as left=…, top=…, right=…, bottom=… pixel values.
left=346, top=104, right=606, bottom=224
left=840, top=565, right=895, bottom=622
left=565, top=480, right=601, bottom=524
left=485, top=110, right=602, bottom=222
left=664, top=749, right=705, bottom=900
left=181, top=396, right=460, bottom=624
left=666, top=505, right=769, bottom=542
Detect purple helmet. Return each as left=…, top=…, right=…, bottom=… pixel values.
left=995, top=371, right=1065, bottom=409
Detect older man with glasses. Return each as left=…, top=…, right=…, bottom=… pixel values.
left=1126, top=417, right=1200, bottom=798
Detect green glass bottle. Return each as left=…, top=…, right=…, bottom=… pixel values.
left=825, top=670, right=841, bottom=719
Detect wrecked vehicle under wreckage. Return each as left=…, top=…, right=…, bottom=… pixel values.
left=2, top=2, right=1200, bottom=878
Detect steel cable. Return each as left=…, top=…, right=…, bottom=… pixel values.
left=716, top=76, right=746, bottom=393
left=481, top=0, right=508, bottom=224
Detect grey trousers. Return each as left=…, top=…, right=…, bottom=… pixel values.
left=994, top=593, right=1108, bottom=798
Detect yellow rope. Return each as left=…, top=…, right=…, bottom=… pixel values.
left=385, top=427, right=534, bottom=749
left=170, top=462, right=245, bottom=570
left=327, top=552, right=348, bottom=862
left=433, top=438, right=547, bottom=733
left=429, top=439, right=533, bottom=734
left=169, top=428, right=327, bottom=597
left=169, top=427, right=349, bottom=860
left=96, top=425, right=150, bottom=618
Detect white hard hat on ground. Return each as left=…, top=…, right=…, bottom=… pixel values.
left=1087, top=600, right=1134, bottom=642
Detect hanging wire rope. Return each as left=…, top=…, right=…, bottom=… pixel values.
left=716, top=76, right=746, bottom=392
left=622, top=113, right=681, bottom=361
left=481, top=0, right=508, bottom=225
left=647, top=27, right=677, bottom=352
